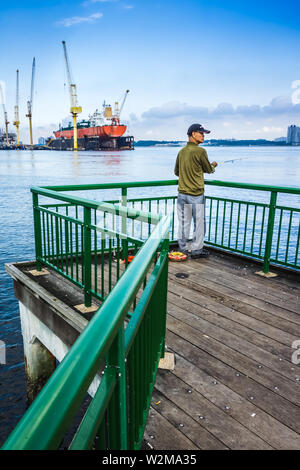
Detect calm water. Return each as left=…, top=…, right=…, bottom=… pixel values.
left=1, top=145, right=300, bottom=445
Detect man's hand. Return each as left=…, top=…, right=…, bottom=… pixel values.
left=211, top=161, right=218, bottom=167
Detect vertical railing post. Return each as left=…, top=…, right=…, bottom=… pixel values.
left=159, top=238, right=169, bottom=358
left=84, top=206, right=92, bottom=307
left=106, top=327, right=128, bottom=450
left=121, top=187, right=128, bottom=263
left=263, top=191, right=277, bottom=274
left=32, top=192, right=43, bottom=271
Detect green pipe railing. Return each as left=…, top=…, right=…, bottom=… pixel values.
left=2, top=187, right=170, bottom=450
left=71, top=178, right=298, bottom=274
left=31, top=185, right=161, bottom=307
left=33, top=179, right=300, bottom=284
left=3, top=178, right=299, bottom=450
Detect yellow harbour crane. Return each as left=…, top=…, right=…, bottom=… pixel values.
left=113, top=89, right=129, bottom=124
left=26, top=57, right=35, bottom=146
left=0, top=82, right=9, bottom=146
left=13, top=69, right=20, bottom=146
left=62, top=41, right=82, bottom=150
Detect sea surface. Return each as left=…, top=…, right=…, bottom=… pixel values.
left=1, top=145, right=300, bottom=445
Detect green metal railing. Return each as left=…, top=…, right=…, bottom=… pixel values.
left=2, top=185, right=170, bottom=450
left=68, top=179, right=299, bottom=274
left=33, top=179, right=300, bottom=280
left=31, top=186, right=162, bottom=307
left=3, top=178, right=300, bottom=450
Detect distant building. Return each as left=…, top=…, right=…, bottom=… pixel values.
left=287, top=125, right=300, bottom=145
left=38, top=137, right=46, bottom=145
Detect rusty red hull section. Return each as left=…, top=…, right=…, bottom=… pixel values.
left=54, top=125, right=127, bottom=139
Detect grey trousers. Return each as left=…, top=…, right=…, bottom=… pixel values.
left=177, top=193, right=206, bottom=253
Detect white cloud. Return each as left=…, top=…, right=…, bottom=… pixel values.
left=141, top=96, right=300, bottom=121
left=56, top=12, right=103, bottom=27
left=128, top=96, right=300, bottom=140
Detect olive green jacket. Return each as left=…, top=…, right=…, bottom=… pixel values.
left=174, top=142, right=215, bottom=195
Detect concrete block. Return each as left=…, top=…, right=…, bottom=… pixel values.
left=28, top=268, right=49, bottom=276
left=158, top=352, right=175, bottom=370
left=255, top=270, right=278, bottom=278
left=74, top=303, right=99, bottom=314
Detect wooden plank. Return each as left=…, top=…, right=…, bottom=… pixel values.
left=166, top=329, right=300, bottom=435
left=168, top=267, right=300, bottom=328
left=183, top=258, right=300, bottom=310
left=154, top=369, right=273, bottom=449
left=167, top=292, right=293, bottom=361
left=166, top=315, right=300, bottom=407
left=169, top=261, right=300, bottom=320
left=166, top=299, right=298, bottom=382
left=170, top=353, right=300, bottom=449
left=143, top=406, right=198, bottom=450
left=167, top=281, right=300, bottom=346
left=201, top=252, right=300, bottom=293
left=150, top=389, right=228, bottom=450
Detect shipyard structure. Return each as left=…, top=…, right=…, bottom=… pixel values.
left=287, top=125, right=300, bottom=145
left=48, top=42, right=134, bottom=151
left=0, top=129, right=17, bottom=148
left=0, top=41, right=134, bottom=150
left=50, top=99, right=134, bottom=151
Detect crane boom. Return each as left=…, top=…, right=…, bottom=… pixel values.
left=112, top=90, right=129, bottom=125
left=0, top=83, right=9, bottom=146
left=30, top=57, right=35, bottom=109
left=119, top=89, right=129, bottom=117
left=13, top=70, right=20, bottom=146
left=62, top=41, right=82, bottom=150
left=26, top=57, right=36, bottom=146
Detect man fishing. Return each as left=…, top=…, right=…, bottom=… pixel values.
left=174, top=123, right=218, bottom=259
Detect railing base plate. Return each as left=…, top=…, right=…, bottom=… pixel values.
left=158, top=352, right=175, bottom=370
left=28, top=268, right=49, bottom=276
left=255, top=270, right=278, bottom=278
left=74, top=303, right=99, bottom=314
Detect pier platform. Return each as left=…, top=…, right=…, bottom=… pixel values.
left=5, top=249, right=300, bottom=450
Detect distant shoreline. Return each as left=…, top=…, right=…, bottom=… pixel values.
left=135, top=139, right=291, bottom=147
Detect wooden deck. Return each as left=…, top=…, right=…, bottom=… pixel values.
left=10, top=249, right=300, bottom=450
left=143, top=250, right=300, bottom=450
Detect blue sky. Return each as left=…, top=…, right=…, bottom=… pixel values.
left=1, top=0, right=300, bottom=141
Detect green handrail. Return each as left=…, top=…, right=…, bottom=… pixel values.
left=34, top=179, right=300, bottom=276
left=41, top=179, right=300, bottom=195
left=3, top=178, right=300, bottom=450
left=2, top=211, right=170, bottom=450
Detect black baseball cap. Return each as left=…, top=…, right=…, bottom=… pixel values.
left=187, top=123, right=211, bottom=136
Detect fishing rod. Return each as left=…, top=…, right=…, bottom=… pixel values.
left=217, top=156, right=253, bottom=165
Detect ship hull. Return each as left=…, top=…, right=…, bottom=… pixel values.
left=49, top=135, right=134, bottom=151
left=54, top=125, right=127, bottom=139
